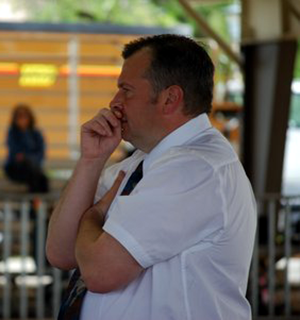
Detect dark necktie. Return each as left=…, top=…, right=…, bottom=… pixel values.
left=57, top=160, right=144, bottom=320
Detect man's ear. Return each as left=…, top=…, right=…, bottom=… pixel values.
left=161, top=85, right=184, bottom=115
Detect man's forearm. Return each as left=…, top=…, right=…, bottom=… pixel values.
left=46, top=157, right=107, bottom=270
left=75, top=208, right=104, bottom=268
left=75, top=209, right=112, bottom=292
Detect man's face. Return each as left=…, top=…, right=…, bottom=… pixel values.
left=110, top=49, right=160, bottom=152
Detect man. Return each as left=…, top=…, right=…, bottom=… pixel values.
left=46, top=34, right=257, bottom=320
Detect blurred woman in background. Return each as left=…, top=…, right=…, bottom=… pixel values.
left=4, top=104, right=49, bottom=193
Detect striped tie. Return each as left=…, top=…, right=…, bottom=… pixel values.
left=57, top=160, right=144, bottom=320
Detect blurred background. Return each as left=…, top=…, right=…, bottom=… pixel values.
left=0, top=0, right=299, bottom=319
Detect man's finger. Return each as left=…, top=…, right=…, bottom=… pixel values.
left=95, top=117, right=113, bottom=137
left=113, top=110, right=123, bottom=119
left=102, top=108, right=120, bottom=128
left=95, top=170, right=126, bottom=213
left=82, top=117, right=107, bottom=137
left=110, top=105, right=123, bottom=120
left=105, top=170, right=126, bottom=202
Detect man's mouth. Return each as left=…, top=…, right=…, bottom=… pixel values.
left=120, top=118, right=128, bottom=133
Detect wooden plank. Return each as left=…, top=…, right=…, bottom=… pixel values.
left=0, top=78, right=68, bottom=91
left=0, top=41, right=68, bottom=55
left=0, top=94, right=68, bottom=108
left=0, top=113, right=68, bottom=126
left=0, top=94, right=113, bottom=109
left=80, top=42, right=121, bottom=58
left=0, top=76, right=117, bottom=92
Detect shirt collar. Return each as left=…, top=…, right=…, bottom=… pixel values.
left=143, top=113, right=212, bottom=173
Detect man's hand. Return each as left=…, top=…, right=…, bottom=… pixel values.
left=86, top=170, right=126, bottom=224
left=81, top=108, right=123, bottom=160
left=47, top=108, right=124, bottom=270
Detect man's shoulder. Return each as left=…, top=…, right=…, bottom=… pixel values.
left=152, top=131, right=239, bottom=172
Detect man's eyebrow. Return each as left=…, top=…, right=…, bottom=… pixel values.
left=118, top=81, right=135, bottom=89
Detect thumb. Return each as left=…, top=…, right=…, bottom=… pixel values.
left=95, top=170, right=126, bottom=213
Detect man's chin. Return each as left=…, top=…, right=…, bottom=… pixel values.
left=122, top=130, right=137, bottom=149
left=121, top=128, right=130, bottom=142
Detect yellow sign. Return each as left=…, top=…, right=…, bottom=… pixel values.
left=19, top=64, right=58, bottom=87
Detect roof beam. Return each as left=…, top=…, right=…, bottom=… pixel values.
left=241, top=0, right=300, bottom=42
left=288, top=0, right=300, bottom=22
left=177, top=0, right=243, bottom=68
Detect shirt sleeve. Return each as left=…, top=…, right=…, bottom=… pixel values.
left=103, top=151, right=227, bottom=269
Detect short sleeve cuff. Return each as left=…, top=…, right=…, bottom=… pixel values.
left=103, top=219, right=153, bottom=269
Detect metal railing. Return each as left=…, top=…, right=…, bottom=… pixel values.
left=250, top=194, right=300, bottom=319
left=0, top=193, right=66, bottom=319
left=1, top=192, right=300, bottom=319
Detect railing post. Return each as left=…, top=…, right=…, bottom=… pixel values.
left=268, top=199, right=276, bottom=316
left=36, top=201, right=47, bottom=319
left=53, top=267, right=63, bottom=318
left=3, top=202, right=13, bottom=319
left=284, top=199, right=292, bottom=316
left=20, top=201, right=30, bottom=319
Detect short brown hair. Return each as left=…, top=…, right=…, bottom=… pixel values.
left=122, top=34, right=214, bottom=116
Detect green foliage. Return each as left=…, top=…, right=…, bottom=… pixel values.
left=289, top=93, right=300, bottom=127
left=13, top=0, right=236, bottom=37
left=194, top=2, right=234, bottom=39
left=25, top=0, right=181, bottom=27
left=294, top=42, right=300, bottom=79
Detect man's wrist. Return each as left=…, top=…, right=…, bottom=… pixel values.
left=77, top=156, right=108, bottom=173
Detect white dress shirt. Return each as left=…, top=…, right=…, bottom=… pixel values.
left=80, top=113, right=257, bottom=320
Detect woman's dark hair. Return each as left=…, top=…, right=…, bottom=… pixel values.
left=122, top=34, right=215, bottom=116
left=11, top=104, right=36, bottom=130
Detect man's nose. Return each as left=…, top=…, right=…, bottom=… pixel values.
left=109, top=91, right=124, bottom=110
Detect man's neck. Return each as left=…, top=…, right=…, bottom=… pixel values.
left=137, top=116, right=194, bottom=154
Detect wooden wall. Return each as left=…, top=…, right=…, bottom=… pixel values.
left=0, top=31, right=136, bottom=163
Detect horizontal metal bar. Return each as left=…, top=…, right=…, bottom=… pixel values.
left=0, top=21, right=184, bottom=37
left=0, top=192, right=60, bottom=201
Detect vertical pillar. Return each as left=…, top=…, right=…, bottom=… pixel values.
left=68, top=36, right=80, bottom=160
left=242, top=39, right=297, bottom=195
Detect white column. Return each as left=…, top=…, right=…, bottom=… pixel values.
left=68, top=36, right=80, bottom=160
